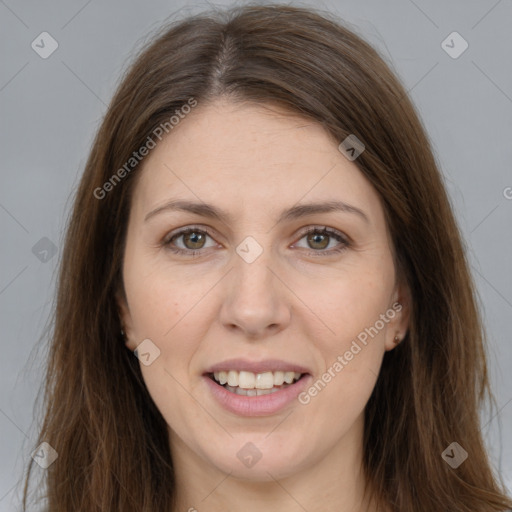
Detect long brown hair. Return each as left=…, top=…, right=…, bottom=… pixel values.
left=22, top=4, right=512, bottom=511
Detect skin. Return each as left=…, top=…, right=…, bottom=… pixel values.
left=117, top=98, right=410, bottom=512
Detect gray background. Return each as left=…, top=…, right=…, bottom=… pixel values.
left=1, top=0, right=511, bottom=509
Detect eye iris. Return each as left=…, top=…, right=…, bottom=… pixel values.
left=307, top=232, right=329, bottom=250
left=184, top=231, right=205, bottom=249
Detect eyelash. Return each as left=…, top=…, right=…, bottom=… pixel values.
left=162, top=225, right=350, bottom=258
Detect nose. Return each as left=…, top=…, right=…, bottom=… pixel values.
left=219, top=251, right=291, bottom=339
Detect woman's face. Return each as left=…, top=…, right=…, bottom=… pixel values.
left=118, top=99, right=409, bottom=482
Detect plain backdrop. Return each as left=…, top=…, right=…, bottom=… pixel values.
left=1, top=0, right=511, bottom=509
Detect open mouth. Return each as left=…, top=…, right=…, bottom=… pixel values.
left=206, top=370, right=307, bottom=396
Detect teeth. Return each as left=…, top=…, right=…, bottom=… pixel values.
left=212, top=370, right=302, bottom=389
left=239, top=371, right=256, bottom=389
left=274, top=371, right=285, bottom=386
left=227, top=370, right=238, bottom=387
left=284, top=372, right=296, bottom=384
left=255, top=372, right=274, bottom=389
left=225, top=385, right=282, bottom=396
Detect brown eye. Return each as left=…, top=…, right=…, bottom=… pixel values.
left=294, top=226, right=349, bottom=256
left=164, top=227, right=216, bottom=255
left=306, top=232, right=330, bottom=250
left=182, top=231, right=206, bottom=250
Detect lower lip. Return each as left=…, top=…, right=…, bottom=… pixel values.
left=203, top=374, right=312, bottom=417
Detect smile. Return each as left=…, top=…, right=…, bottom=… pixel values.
left=210, top=370, right=303, bottom=395
left=204, top=370, right=311, bottom=416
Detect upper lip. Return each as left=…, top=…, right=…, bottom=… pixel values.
left=204, top=358, right=312, bottom=375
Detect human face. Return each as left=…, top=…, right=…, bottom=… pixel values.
left=118, top=99, right=409, bottom=483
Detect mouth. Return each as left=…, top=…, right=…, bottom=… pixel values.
left=206, top=370, right=308, bottom=396
left=202, top=359, right=313, bottom=416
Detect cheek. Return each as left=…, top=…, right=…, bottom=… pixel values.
left=123, top=271, right=202, bottom=397
left=295, top=263, right=394, bottom=405
left=128, top=286, right=204, bottom=376
left=297, top=264, right=394, bottom=344
left=125, top=259, right=212, bottom=339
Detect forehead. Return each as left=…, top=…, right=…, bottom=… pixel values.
left=130, top=99, right=383, bottom=225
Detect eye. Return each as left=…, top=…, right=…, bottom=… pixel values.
left=163, top=226, right=217, bottom=255
left=293, top=226, right=349, bottom=256
left=163, top=225, right=350, bottom=257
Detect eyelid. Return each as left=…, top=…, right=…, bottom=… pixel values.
left=163, top=224, right=219, bottom=248
left=291, top=225, right=350, bottom=256
left=294, top=225, right=350, bottom=244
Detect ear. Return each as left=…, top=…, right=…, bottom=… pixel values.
left=384, top=279, right=411, bottom=352
left=116, top=288, right=137, bottom=352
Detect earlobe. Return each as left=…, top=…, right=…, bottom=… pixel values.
left=397, top=282, right=411, bottom=335
left=385, top=281, right=411, bottom=351
left=115, top=288, right=137, bottom=351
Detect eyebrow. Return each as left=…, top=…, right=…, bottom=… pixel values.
left=144, top=199, right=370, bottom=225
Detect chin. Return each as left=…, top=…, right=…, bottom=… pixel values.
left=203, top=438, right=311, bottom=482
